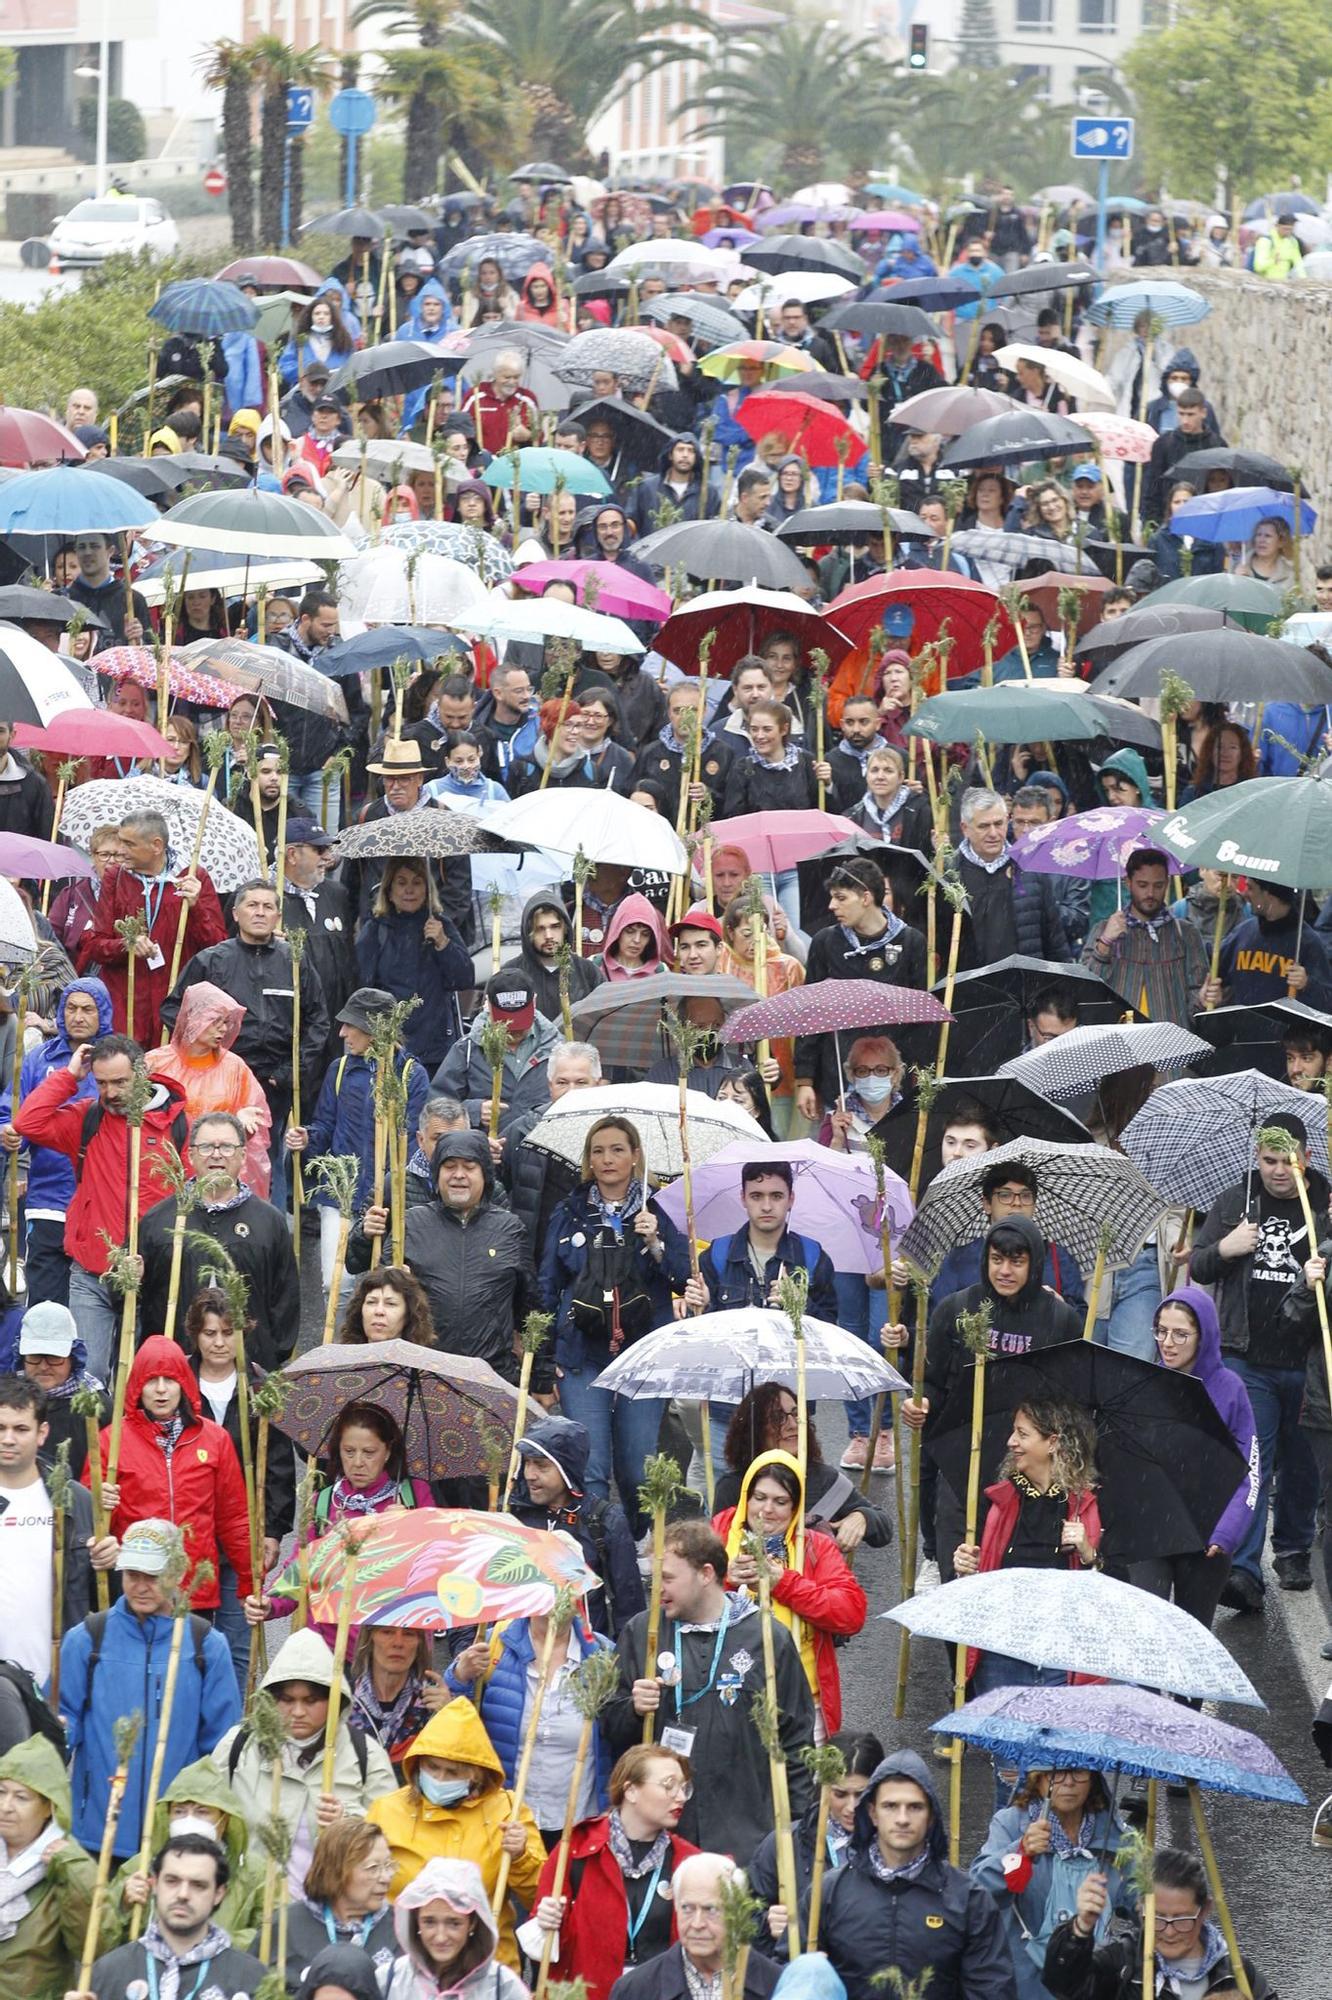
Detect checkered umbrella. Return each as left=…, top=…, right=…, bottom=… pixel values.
left=567, top=973, right=758, bottom=1072
left=997, top=1020, right=1212, bottom=1099
left=721, top=977, right=951, bottom=1044
left=148, top=279, right=259, bottom=337
left=899, top=1136, right=1164, bottom=1279
left=1119, top=1069, right=1331, bottom=1208
left=593, top=1306, right=908, bottom=1403
left=948, top=528, right=1102, bottom=577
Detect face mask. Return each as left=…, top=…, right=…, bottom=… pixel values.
left=169, top=1814, right=219, bottom=1841
left=1166, top=380, right=1188, bottom=398
left=420, top=1773, right=470, bottom=1808
left=853, top=1074, right=896, bottom=1105
left=312, top=312, right=332, bottom=333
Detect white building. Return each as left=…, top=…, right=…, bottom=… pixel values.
left=920, top=0, right=1160, bottom=103
left=585, top=0, right=786, bottom=183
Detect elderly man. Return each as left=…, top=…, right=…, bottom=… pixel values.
left=956, top=788, right=1070, bottom=972
left=608, top=1851, right=781, bottom=2000
left=469, top=349, right=539, bottom=454
left=501, top=1040, right=602, bottom=1254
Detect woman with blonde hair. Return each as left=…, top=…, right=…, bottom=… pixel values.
left=1237, top=514, right=1295, bottom=585
left=356, top=857, right=473, bottom=1069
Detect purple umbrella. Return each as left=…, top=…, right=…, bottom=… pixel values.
left=701, top=227, right=762, bottom=251
left=0, top=832, right=95, bottom=881
left=755, top=204, right=824, bottom=231
left=656, top=1138, right=913, bottom=1276
left=1010, top=804, right=1166, bottom=883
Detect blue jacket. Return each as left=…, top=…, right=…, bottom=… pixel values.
left=540, top=1181, right=691, bottom=1370
left=443, top=1615, right=615, bottom=1807
left=401, top=279, right=458, bottom=430
left=1257, top=702, right=1332, bottom=776
left=709, top=386, right=758, bottom=468
left=972, top=1800, right=1133, bottom=2000
left=60, top=1596, right=241, bottom=1858
left=354, top=907, right=474, bottom=1069
left=12, top=976, right=114, bottom=1216
left=306, top=1046, right=431, bottom=1210
left=221, top=330, right=264, bottom=416
left=874, top=245, right=938, bottom=282
left=699, top=1227, right=839, bottom=1324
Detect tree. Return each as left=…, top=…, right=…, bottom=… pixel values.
left=681, top=20, right=905, bottom=183
left=251, top=39, right=327, bottom=249
left=373, top=42, right=513, bottom=196
left=956, top=0, right=1002, bottom=70
left=897, top=65, right=1052, bottom=199
left=1124, top=0, right=1332, bottom=194
left=197, top=40, right=257, bottom=252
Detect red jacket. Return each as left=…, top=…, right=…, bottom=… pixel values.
left=77, top=862, right=227, bottom=1044
left=533, top=1814, right=697, bottom=2000
left=465, top=382, right=539, bottom=455
left=711, top=1505, right=868, bottom=1732
left=13, top=1065, right=188, bottom=1276
left=966, top=1477, right=1103, bottom=1682
left=83, top=1334, right=254, bottom=1609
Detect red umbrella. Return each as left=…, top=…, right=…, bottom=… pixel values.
left=735, top=389, right=862, bottom=468
left=636, top=325, right=694, bottom=368
left=1018, top=571, right=1114, bottom=643
left=721, top=976, right=952, bottom=1043
left=215, top=255, right=322, bottom=289
left=826, top=569, right=1017, bottom=674
left=0, top=410, right=85, bottom=468
left=14, top=711, right=175, bottom=761
left=653, top=584, right=853, bottom=676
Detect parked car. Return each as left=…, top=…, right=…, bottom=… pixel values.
left=47, top=194, right=179, bottom=269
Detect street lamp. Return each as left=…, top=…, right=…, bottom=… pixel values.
left=73, top=0, right=109, bottom=197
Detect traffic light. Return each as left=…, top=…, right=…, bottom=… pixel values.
left=908, top=21, right=929, bottom=68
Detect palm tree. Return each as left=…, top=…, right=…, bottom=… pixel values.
left=197, top=40, right=257, bottom=251
left=251, top=38, right=327, bottom=249
left=680, top=20, right=904, bottom=183
left=374, top=41, right=513, bottom=197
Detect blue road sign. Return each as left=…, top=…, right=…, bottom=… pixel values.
left=329, top=88, right=376, bottom=137
left=1071, top=115, right=1134, bottom=161
left=286, top=85, right=315, bottom=134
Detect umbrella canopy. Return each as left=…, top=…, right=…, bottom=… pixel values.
left=91, top=643, right=240, bottom=708
left=509, top=559, right=671, bottom=624
left=766, top=373, right=870, bottom=406
left=152, top=489, right=356, bottom=559
left=316, top=627, right=465, bottom=678
left=997, top=1020, right=1211, bottom=1099
left=641, top=293, right=748, bottom=345
left=933, top=1684, right=1300, bottom=1803
left=329, top=340, right=454, bottom=400
left=522, top=1079, right=766, bottom=1179
left=888, top=385, right=1015, bottom=435
left=1010, top=803, right=1167, bottom=882
left=151, top=452, right=252, bottom=492
left=907, top=684, right=1161, bottom=753
left=722, top=976, right=951, bottom=1046
left=698, top=340, right=819, bottom=381
left=556, top=329, right=677, bottom=393
left=865, top=275, right=979, bottom=312
left=1148, top=571, right=1285, bottom=630
left=458, top=595, right=643, bottom=655
left=181, top=637, right=349, bottom=723
left=555, top=395, right=675, bottom=475
left=0, top=585, right=103, bottom=630
left=937, top=955, right=1145, bottom=1051
left=742, top=235, right=864, bottom=279
left=303, top=206, right=387, bottom=238
left=777, top=501, right=932, bottom=546
left=82, top=457, right=174, bottom=502
left=330, top=437, right=439, bottom=481
left=885, top=1568, right=1261, bottom=1705
left=651, top=586, right=851, bottom=677
left=927, top=1339, right=1248, bottom=1564
left=731, top=276, right=856, bottom=312
left=947, top=528, right=1102, bottom=577
left=276, top=1340, right=516, bottom=1482
left=148, top=279, right=257, bottom=337
left=1086, top=280, right=1211, bottom=328
left=985, top=263, right=1097, bottom=299
left=480, top=448, right=610, bottom=499
left=1073, top=604, right=1228, bottom=666
left=440, top=232, right=548, bottom=282
left=938, top=410, right=1096, bottom=471
left=1119, top=1068, right=1331, bottom=1206
left=216, top=255, right=323, bottom=289
left=0, top=831, right=94, bottom=881
left=337, top=548, right=491, bottom=628
left=593, top=1306, right=907, bottom=1403
left=566, top=974, right=758, bottom=1072
left=0, top=623, right=93, bottom=729
left=656, top=1138, right=913, bottom=1277
left=993, top=343, right=1115, bottom=411
left=1178, top=446, right=1295, bottom=492
left=632, top=519, right=809, bottom=590
left=870, top=1071, right=1092, bottom=1181
left=820, top=300, right=937, bottom=343
left=1159, top=770, right=1332, bottom=887
left=0, top=466, right=157, bottom=536
left=706, top=807, right=860, bottom=875
left=1078, top=411, right=1157, bottom=463
left=606, top=239, right=726, bottom=276
left=1244, top=190, right=1321, bottom=218
left=334, top=806, right=508, bottom=863
left=900, top=1136, right=1164, bottom=1280
left=731, top=390, right=861, bottom=469
left=1167, top=483, right=1316, bottom=543
left=826, top=570, right=1016, bottom=672
left=481, top=788, right=687, bottom=874
left=0, top=877, right=37, bottom=963
left=13, top=711, right=172, bottom=765
left=59, top=774, right=261, bottom=890
left=380, top=520, right=513, bottom=585
left=0, top=410, right=86, bottom=468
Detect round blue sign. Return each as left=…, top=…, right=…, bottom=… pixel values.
left=328, top=88, right=377, bottom=137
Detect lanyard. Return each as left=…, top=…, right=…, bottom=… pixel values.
left=323, top=1905, right=377, bottom=1948
left=145, top=1955, right=212, bottom=2000
left=138, top=873, right=166, bottom=934
left=672, top=1608, right=730, bottom=1715
left=625, top=1848, right=667, bottom=1952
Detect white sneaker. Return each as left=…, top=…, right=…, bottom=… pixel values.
left=839, top=1436, right=869, bottom=1470
left=914, top=1558, right=941, bottom=1593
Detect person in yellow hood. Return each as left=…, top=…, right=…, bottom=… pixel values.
left=0, top=1734, right=112, bottom=2000
left=367, top=1697, right=545, bottom=1968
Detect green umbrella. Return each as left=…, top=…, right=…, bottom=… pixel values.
left=906, top=683, right=1160, bottom=750
left=1150, top=572, right=1285, bottom=633
left=1160, top=771, right=1332, bottom=888
left=252, top=290, right=310, bottom=347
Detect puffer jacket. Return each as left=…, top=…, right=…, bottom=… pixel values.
left=540, top=1178, right=690, bottom=1371
left=0, top=1735, right=113, bottom=2000
left=441, top=1615, right=615, bottom=1804
left=368, top=1700, right=546, bottom=1968
left=12, top=977, right=112, bottom=1216
left=83, top=1335, right=254, bottom=1608
left=108, top=1756, right=265, bottom=1950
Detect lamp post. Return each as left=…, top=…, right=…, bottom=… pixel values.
left=73, top=0, right=110, bottom=197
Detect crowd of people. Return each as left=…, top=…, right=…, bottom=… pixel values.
left=0, top=168, right=1326, bottom=2000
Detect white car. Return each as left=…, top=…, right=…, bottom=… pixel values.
left=47, top=195, right=180, bottom=270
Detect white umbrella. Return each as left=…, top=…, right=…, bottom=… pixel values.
left=523, top=1080, right=766, bottom=1179
left=884, top=1568, right=1262, bottom=1707
left=790, top=181, right=853, bottom=206
left=337, top=548, right=491, bottom=628
left=151, top=490, right=357, bottom=560
left=135, top=557, right=321, bottom=608
left=457, top=594, right=644, bottom=656
left=607, top=239, right=727, bottom=275
left=593, top=1306, right=908, bottom=1402
left=0, top=621, right=93, bottom=727
left=994, top=343, right=1116, bottom=412
left=480, top=788, right=688, bottom=874
left=0, top=878, right=38, bottom=966
left=330, top=438, right=467, bottom=484
left=732, top=273, right=857, bottom=311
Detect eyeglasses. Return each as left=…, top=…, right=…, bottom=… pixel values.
left=849, top=1064, right=898, bottom=1079
left=989, top=1187, right=1036, bottom=1208
left=676, top=1904, right=723, bottom=1921
left=649, top=1777, right=694, bottom=1800
left=197, top=1140, right=243, bottom=1154
left=1155, top=1328, right=1191, bottom=1345
left=776, top=1407, right=800, bottom=1427
left=1153, top=1911, right=1202, bottom=1933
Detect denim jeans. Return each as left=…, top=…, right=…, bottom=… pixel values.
left=215, top=1558, right=251, bottom=1695
left=1097, top=1243, right=1162, bottom=1362
left=556, top=1363, right=664, bottom=1538
left=1228, top=1357, right=1320, bottom=1581
left=69, top=1263, right=119, bottom=1384
left=289, top=768, right=343, bottom=835
left=834, top=1271, right=888, bottom=1438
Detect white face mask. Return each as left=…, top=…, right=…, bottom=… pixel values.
left=168, top=1814, right=220, bottom=1841
left=853, top=1074, right=896, bottom=1106
left=1166, top=379, right=1188, bottom=398
left=311, top=311, right=332, bottom=333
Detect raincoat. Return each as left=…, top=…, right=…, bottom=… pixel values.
left=972, top=1792, right=1134, bottom=2000
left=108, top=1756, right=265, bottom=1949
left=12, top=975, right=112, bottom=1220
left=516, top=260, right=570, bottom=328
left=367, top=1699, right=546, bottom=1967
left=712, top=1448, right=867, bottom=1731
left=1152, top=1285, right=1259, bottom=1554
left=145, top=979, right=272, bottom=1197
left=530, top=1815, right=697, bottom=2000
left=401, top=280, right=459, bottom=429
left=382, top=1857, right=530, bottom=2000
left=0, top=1735, right=111, bottom=2000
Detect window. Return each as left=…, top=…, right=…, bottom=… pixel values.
left=1078, top=0, right=1118, bottom=31
left=1013, top=62, right=1052, bottom=98
left=1014, top=0, right=1054, bottom=28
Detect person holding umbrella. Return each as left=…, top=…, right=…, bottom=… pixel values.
left=1199, top=881, right=1332, bottom=1012
left=1045, top=1847, right=1275, bottom=2000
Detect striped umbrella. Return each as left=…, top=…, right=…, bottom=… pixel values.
left=148, top=279, right=258, bottom=337
left=1086, top=280, right=1210, bottom=328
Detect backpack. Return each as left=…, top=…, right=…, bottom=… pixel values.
left=79, top=1609, right=210, bottom=1734
left=568, top=1227, right=655, bottom=1354
left=75, top=1098, right=188, bottom=1182
left=0, top=1658, right=66, bottom=1760
left=227, top=1719, right=370, bottom=1786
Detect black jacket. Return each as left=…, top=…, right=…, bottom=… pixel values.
left=633, top=731, right=735, bottom=814
left=137, top=1188, right=303, bottom=1370
left=499, top=1101, right=579, bottom=1257
left=271, top=627, right=365, bottom=773
left=1141, top=422, right=1226, bottom=526
left=820, top=1750, right=1016, bottom=2000
left=40, top=1384, right=109, bottom=1481
left=611, top=1944, right=780, bottom=2000
left=1043, top=1913, right=1271, bottom=2000
left=794, top=916, right=928, bottom=1106
left=283, top=875, right=358, bottom=1060
left=344, top=799, right=475, bottom=943
left=188, top=1353, right=297, bottom=1540
left=0, top=754, right=53, bottom=840
left=163, top=935, right=330, bottom=1105
left=576, top=662, right=668, bottom=748
left=957, top=850, right=1071, bottom=971
left=507, top=1415, right=645, bottom=1636
left=722, top=748, right=821, bottom=820
left=500, top=891, right=606, bottom=1027
left=90, top=1938, right=269, bottom=2000
left=37, top=1458, right=100, bottom=1633
left=1190, top=1170, right=1330, bottom=1363
left=922, top=1217, right=1083, bottom=1439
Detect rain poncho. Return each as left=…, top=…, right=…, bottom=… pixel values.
left=382, top=1858, right=529, bottom=2000
left=108, top=1756, right=264, bottom=1949
left=0, top=1735, right=111, bottom=2000
left=145, top=979, right=272, bottom=1197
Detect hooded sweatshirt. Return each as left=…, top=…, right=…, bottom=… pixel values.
left=13, top=976, right=112, bottom=1219
left=1154, top=1285, right=1259, bottom=1555
left=0, top=1735, right=109, bottom=2000
left=109, top=1757, right=265, bottom=1951
left=501, top=889, right=606, bottom=1021
left=368, top=1700, right=546, bottom=1968
left=401, top=281, right=458, bottom=430
left=516, top=260, right=567, bottom=328
left=145, top=979, right=272, bottom=1197
left=383, top=1857, right=529, bottom=2000
left=1087, top=747, right=1155, bottom=929
left=598, top=891, right=669, bottom=981
left=923, top=1215, right=1082, bottom=1422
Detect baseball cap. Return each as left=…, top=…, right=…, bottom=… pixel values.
left=117, top=1519, right=181, bottom=1575
left=485, top=970, right=536, bottom=1032
left=1069, top=463, right=1102, bottom=484
left=312, top=394, right=343, bottom=414
left=284, top=816, right=334, bottom=850
left=302, top=360, right=331, bottom=381
left=337, top=986, right=396, bottom=1034
left=670, top=906, right=723, bottom=941
left=18, top=1301, right=76, bottom=1358
left=1277, top=212, right=1298, bottom=227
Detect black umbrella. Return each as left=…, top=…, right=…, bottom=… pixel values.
left=302, top=207, right=386, bottom=239
left=328, top=340, right=451, bottom=400
left=151, top=453, right=251, bottom=492
left=744, top=235, right=865, bottom=280
left=867, top=276, right=980, bottom=314
left=0, top=585, right=106, bottom=630
left=1189, top=997, right=1332, bottom=1080
left=1089, top=628, right=1332, bottom=706
left=641, top=293, right=748, bottom=346
left=986, top=262, right=1097, bottom=298
left=566, top=396, right=676, bottom=477
left=379, top=204, right=435, bottom=233
left=939, top=410, right=1095, bottom=471
left=571, top=271, right=634, bottom=301
left=510, top=160, right=572, bottom=183
left=925, top=1340, right=1248, bottom=1566
left=1180, top=447, right=1294, bottom=492
left=777, top=501, right=932, bottom=546
left=79, top=457, right=173, bottom=502
left=632, top=518, right=809, bottom=589
left=935, top=953, right=1145, bottom=1076
left=821, top=301, right=938, bottom=343
left=869, top=1072, right=1092, bottom=1184
left=1073, top=604, right=1227, bottom=666
left=794, top=838, right=948, bottom=940
left=765, top=372, right=869, bottom=404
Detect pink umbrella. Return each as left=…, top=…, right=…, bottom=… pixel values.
left=508, top=558, right=672, bottom=623
left=721, top=976, right=952, bottom=1042
left=656, top=1138, right=914, bottom=1275
left=707, top=807, right=860, bottom=874
left=0, top=409, right=85, bottom=468
left=851, top=210, right=922, bottom=233
left=14, top=712, right=175, bottom=761
left=0, top=832, right=94, bottom=880
left=1080, top=412, right=1157, bottom=464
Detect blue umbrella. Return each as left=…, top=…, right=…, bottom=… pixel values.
left=481, top=447, right=610, bottom=498
left=317, top=626, right=465, bottom=678
left=1167, top=483, right=1317, bottom=544
left=930, top=1682, right=1304, bottom=1805
left=0, top=466, right=158, bottom=536
left=148, top=279, right=259, bottom=337
left=1086, top=280, right=1210, bottom=328
left=1243, top=191, right=1321, bottom=220
left=863, top=181, right=927, bottom=205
